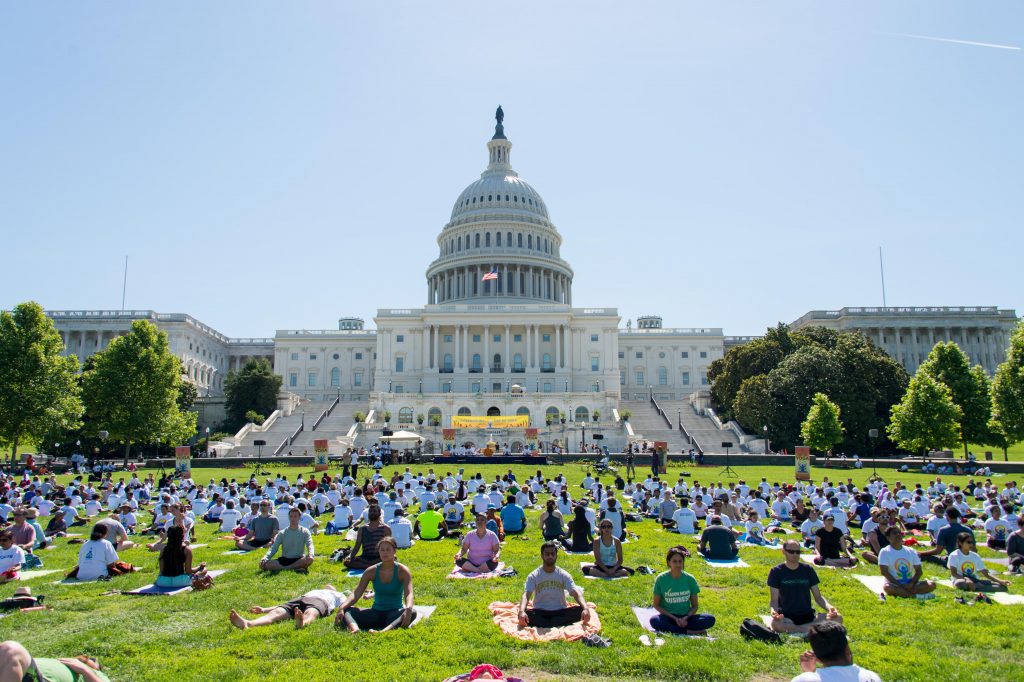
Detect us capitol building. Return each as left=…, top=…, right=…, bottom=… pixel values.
left=46, top=109, right=1019, bottom=453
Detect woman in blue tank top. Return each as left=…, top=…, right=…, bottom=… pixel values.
left=582, top=520, right=634, bottom=578
left=335, top=537, right=416, bottom=632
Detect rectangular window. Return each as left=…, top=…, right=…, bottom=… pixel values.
left=618, top=351, right=624, bottom=359
left=542, top=334, right=551, bottom=342
left=658, top=367, right=668, bottom=385
left=289, top=373, right=297, bottom=387
left=494, top=334, right=501, bottom=342
left=701, top=372, right=708, bottom=385
left=442, top=382, right=451, bottom=393
left=396, top=335, right=404, bottom=343
left=681, top=351, right=689, bottom=359
left=395, top=385, right=404, bottom=393
left=354, top=372, right=363, bottom=386
left=700, top=351, right=707, bottom=359
left=309, top=353, right=317, bottom=361
left=444, top=335, right=453, bottom=343
left=635, top=371, right=644, bottom=385
left=492, top=382, right=502, bottom=392
left=543, top=382, right=552, bottom=393
left=682, top=371, right=690, bottom=385
left=308, top=373, right=317, bottom=387
left=620, top=370, right=626, bottom=385
left=635, top=351, right=643, bottom=359
left=395, top=357, right=404, bottom=373
left=514, top=334, right=522, bottom=343
left=591, top=356, right=599, bottom=371
left=473, top=334, right=481, bottom=342
left=591, top=334, right=599, bottom=342
left=290, top=353, right=299, bottom=361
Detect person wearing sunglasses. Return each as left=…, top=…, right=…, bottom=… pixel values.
left=767, top=540, right=842, bottom=635
left=948, top=532, right=1010, bottom=593
left=582, top=520, right=633, bottom=578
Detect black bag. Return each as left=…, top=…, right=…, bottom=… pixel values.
left=739, top=617, right=782, bottom=644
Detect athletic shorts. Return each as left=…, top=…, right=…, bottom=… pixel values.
left=785, top=611, right=817, bottom=626
left=281, top=595, right=332, bottom=618
left=248, top=538, right=272, bottom=548
left=277, top=556, right=300, bottom=567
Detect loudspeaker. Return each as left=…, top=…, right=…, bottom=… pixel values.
left=253, top=440, right=266, bottom=446
left=593, top=434, right=604, bottom=440
left=721, top=441, right=733, bottom=449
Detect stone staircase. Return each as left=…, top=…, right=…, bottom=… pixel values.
left=230, top=399, right=368, bottom=457
left=659, top=399, right=749, bottom=454
left=618, top=400, right=690, bottom=453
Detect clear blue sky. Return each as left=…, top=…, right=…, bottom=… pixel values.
left=2, top=2, right=1020, bottom=338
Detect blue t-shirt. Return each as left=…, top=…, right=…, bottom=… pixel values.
left=500, top=504, right=526, bottom=532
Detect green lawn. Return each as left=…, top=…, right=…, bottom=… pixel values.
left=3, top=461, right=1022, bottom=682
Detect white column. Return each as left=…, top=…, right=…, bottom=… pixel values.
left=894, top=327, right=902, bottom=367
left=527, top=325, right=534, bottom=368
left=504, top=324, right=511, bottom=371
left=464, top=324, right=470, bottom=369
left=556, top=324, right=562, bottom=369
left=484, top=324, right=490, bottom=372
left=455, top=324, right=462, bottom=369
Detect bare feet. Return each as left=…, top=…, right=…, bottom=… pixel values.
left=294, top=608, right=305, bottom=629
left=229, top=609, right=249, bottom=630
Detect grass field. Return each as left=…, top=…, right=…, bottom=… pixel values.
left=2, top=461, right=1022, bottom=682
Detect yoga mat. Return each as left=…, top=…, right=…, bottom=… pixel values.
left=853, top=574, right=889, bottom=594
left=447, top=563, right=506, bottom=579
left=221, top=550, right=250, bottom=556
left=347, top=569, right=365, bottom=577
left=124, top=569, right=227, bottom=596
left=410, top=605, right=436, bottom=627
left=758, top=614, right=808, bottom=638
left=188, top=544, right=208, bottom=549
left=489, top=600, right=602, bottom=642
left=580, top=562, right=629, bottom=580
left=937, top=580, right=1024, bottom=604
left=701, top=557, right=749, bottom=568
left=15, top=569, right=60, bottom=581
left=630, top=606, right=715, bottom=639
left=799, top=555, right=852, bottom=570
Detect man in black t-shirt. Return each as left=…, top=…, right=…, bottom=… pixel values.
left=767, top=540, right=842, bottom=635
left=813, top=516, right=858, bottom=568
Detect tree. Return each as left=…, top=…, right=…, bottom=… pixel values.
left=0, top=302, right=83, bottom=463
left=918, top=341, right=992, bottom=456
left=801, top=393, right=844, bottom=454
left=887, top=372, right=962, bottom=455
left=82, top=320, right=197, bottom=464
left=991, top=321, right=1024, bottom=456
left=223, top=358, right=281, bottom=432
left=708, top=324, right=792, bottom=422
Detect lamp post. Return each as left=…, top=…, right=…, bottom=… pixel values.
left=763, top=425, right=768, bottom=454
left=205, top=427, right=211, bottom=458
left=98, top=430, right=109, bottom=469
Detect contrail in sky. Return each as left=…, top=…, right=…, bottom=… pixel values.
left=900, top=33, right=1020, bottom=51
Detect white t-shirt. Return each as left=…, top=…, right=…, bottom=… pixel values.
left=801, top=518, right=824, bottom=540
left=985, top=517, right=1011, bottom=542
left=791, top=664, right=882, bottom=681
left=349, top=497, right=368, bottom=519
left=219, top=509, right=243, bottom=532
left=0, top=545, right=26, bottom=573
left=333, top=506, right=354, bottom=529
left=76, top=539, right=118, bottom=581
left=673, top=507, right=697, bottom=534
left=877, top=545, right=921, bottom=583
left=391, top=518, right=413, bottom=548
left=948, top=549, right=986, bottom=579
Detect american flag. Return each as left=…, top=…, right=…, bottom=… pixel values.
left=481, top=269, right=498, bottom=281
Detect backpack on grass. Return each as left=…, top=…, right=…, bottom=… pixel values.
left=739, top=618, right=782, bottom=644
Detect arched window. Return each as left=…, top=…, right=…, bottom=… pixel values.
left=486, top=406, right=501, bottom=416
left=575, top=407, right=589, bottom=422
left=542, top=353, right=552, bottom=370
left=544, top=238, right=549, bottom=253
left=493, top=354, right=501, bottom=369
left=658, top=367, right=668, bottom=385
left=475, top=233, right=480, bottom=248
left=517, top=233, right=523, bottom=248
left=457, top=407, right=472, bottom=416
left=516, top=406, right=530, bottom=424
left=398, top=407, right=414, bottom=424
left=496, top=232, right=501, bottom=246
left=528, top=234, right=533, bottom=249
left=471, top=354, right=481, bottom=370
left=457, top=236, right=462, bottom=251
left=443, top=354, right=453, bottom=370
left=545, top=406, right=560, bottom=423
left=485, top=233, right=491, bottom=247
left=507, top=231, right=512, bottom=246
left=427, top=407, right=442, bottom=426
left=513, top=353, right=523, bottom=370
left=330, top=367, right=340, bottom=387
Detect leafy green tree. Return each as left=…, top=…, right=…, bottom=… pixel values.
left=733, top=375, right=773, bottom=437
left=82, top=320, right=197, bottom=463
left=991, top=321, right=1024, bottom=455
left=918, top=341, right=992, bottom=456
left=708, top=324, right=792, bottom=422
left=0, top=302, right=83, bottom=463
left=887, top=372, right=962, bottom=454
left=801, top=393, right=844, bottom=454
left=224, top=358, right=281, bottom=432
left=244, top=410, right=266, bottom=425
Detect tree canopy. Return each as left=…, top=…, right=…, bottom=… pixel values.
left=224, top=358, right=282, bottom=432
left=801, top=393, right=844, bottom=454
left=709, top=325, right=908, bottom=452
left=82, top=320, right=197, bottom=462
left=991, top=320, right=1024, bottom=452
left=917, top=341, right=992, bottom=455
left=887, top=372, right=962, bottom=454
left=0, top=302, right=83, bottom=462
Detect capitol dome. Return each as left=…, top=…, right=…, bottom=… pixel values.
left=426, top=107, right=573, bottom=306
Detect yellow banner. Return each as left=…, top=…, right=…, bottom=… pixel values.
left=794, top=446, right=812, bottom=481
left=451, top=415, right=529, bottom=429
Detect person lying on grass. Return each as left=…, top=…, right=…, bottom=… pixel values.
left=455, top=513, right=501, bottom=573
left=236, top=500, right=280, bottom=551
left=650, top=545, right=715, bottom=635
left=948, top=532, right=1010, bottom=593
left=812, top=516, right=858, bottom=568
left=335, top=537, right=416, bottom=633
left=260, top=507, right=314, bottom=573
left=230, top=584, right=347, bottom=630
left=343, top=505, right=391, bottom=570
left=0, top=640, right=110, bottom=682
left=156, top=525, right=209, bottom=589
left=790, top=621, right=881, bottom=682
left=518, top=541, right=592, bottom=629
left=768, top=540, right=842, bottom=635
left=582, top=519, right=633, bottom=578
left=876, top=526, right=936, bottom=598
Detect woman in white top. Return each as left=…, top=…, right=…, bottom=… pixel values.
left=74, top=525, right=119, bottom=581
left=948, top=532, right=1009, bottom=592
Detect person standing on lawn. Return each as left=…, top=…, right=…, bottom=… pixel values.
left=767, top=540, right=842, bottom=635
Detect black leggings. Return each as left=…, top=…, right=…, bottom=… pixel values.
left=342, top=606, right=414, bottom=631
left=524, top=605, right=583, bottom=628
left=1010, top=553, right=1024, bottom=570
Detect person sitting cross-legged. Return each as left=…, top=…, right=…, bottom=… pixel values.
left=455, top=513, right=501, bottom=573
left=343, top=506, right=392, bottom=570
left=539, top=499, right=566, bottom=542
left=236, top=501, right=280, bottom=551
left=231, top=584, right=347, bottom=630
left=414, top=502, right=448, bottom=541
left=156, top=525, right=209, bottom=589
left=876, top=526, right=936, bottom=598
left=813, top=516, right=858, bottom=568
left=259, top=508, right=314, bottom=573
left=699, top=515, right=738, bottom=561
left=583, top=519, right=634, bottom=578
left=518, top=541, right=592, bottom=628
left=650, top=545, right=716, bottom=635
left=335, top=537, right=417, bottom=633
left=790, top=621, right=881, bottom=682
left=948, top=531, right=1010, bottom=593
left=767, top=540, right=842, bottom=635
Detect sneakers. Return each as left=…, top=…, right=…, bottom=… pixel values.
left=637, top=566, right=655, bottom=575
left=497, top=567, right=518, bottom=578
left=975, top=593, right=993, bottom=605
left=914, top=592, right=936, bottom=600
left=582, top=634, right=612, bottom=648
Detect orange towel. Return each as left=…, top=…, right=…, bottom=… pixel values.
left=488, top=601, right=602, bottom=642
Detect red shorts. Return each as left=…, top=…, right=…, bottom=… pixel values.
left=1, top=568, right=20, bottom=580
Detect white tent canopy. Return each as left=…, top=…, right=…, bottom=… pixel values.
left=378, top=430, right=424, bottom=443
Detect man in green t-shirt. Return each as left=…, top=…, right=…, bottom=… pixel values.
left=650, top=545, right=717, bottom=635
left=414, top=502, right=448, bottom=540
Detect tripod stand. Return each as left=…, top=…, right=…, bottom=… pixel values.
left=719, top=443, right=737, bottom=477
left=253, top=440, right=270, bottom=477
